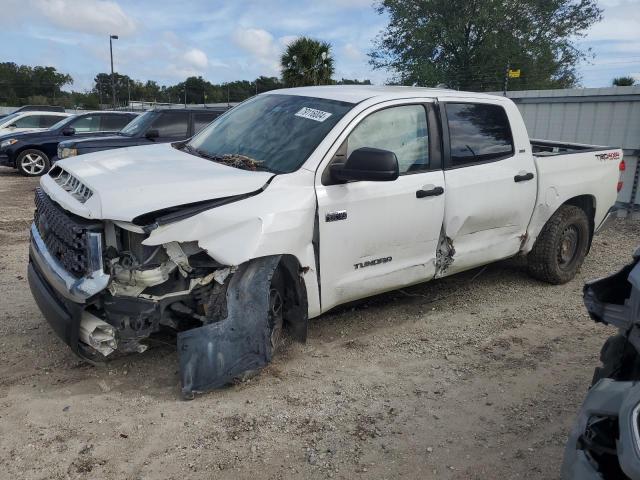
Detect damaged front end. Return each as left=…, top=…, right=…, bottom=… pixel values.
left=562, top=248, right=640, bottom=480
left=28, top=187, right=307, bottom=398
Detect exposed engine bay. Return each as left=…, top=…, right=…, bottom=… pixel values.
left=28, top=187, right=308, bottom=398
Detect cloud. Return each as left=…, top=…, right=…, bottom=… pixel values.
left=342, top=43, right=364, bottom=61
left=183, top=48, right=208, bottom=69
left=34, top=0, right=136, bottom=36
left=232, top=28, right=283, bottom=75
left=233, top=28, right=277, bottom=58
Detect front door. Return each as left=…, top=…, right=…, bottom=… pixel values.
left=316, top=103, right=445, bottom=312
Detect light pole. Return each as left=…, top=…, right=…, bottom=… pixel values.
left=109, top=35, right=119, bottom=108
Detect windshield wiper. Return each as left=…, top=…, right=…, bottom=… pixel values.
left=182, top=147, right=280, bottom=173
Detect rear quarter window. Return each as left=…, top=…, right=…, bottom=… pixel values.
left=445, top=103, right=514, bottom=167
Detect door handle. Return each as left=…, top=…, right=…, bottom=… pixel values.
left=416, top=186, right=444, bottom=198
left=514, top=172, right=534, bottom=182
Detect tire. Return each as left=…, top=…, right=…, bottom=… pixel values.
left=17, top=149, right=50, bottom=177
left=527, top=205, right=590, bottom=284
left=205, top=267, right=285, bottom=352
left=268, top=268, right=285, bottom=352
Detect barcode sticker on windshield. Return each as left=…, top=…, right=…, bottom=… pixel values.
left=295, top=107, right=332, bottom=122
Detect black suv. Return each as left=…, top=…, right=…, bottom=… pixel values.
left=57, top=108, right=226, bottom=161
left=0, top=111, right=137, bottom=176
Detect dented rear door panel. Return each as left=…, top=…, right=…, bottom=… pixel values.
left=438, top=99, right=537, bottom=275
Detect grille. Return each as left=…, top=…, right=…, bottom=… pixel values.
left=49, top=166, right=93, bottom=204
left=34, top=188, right=102, bottom=278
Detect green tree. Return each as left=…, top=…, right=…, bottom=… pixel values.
left=281, top=37, right=334, bottom=87
left=0, top=62, right=72, bottom=106
left=336, top=78, right=372, bottom=85
left=255, top=76, right=284, bottom=94
left=370, top=0, right=603, bottom=91
left=613, top=76, right=636, bottom=86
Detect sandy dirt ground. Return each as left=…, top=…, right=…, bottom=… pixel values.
left=0, top=165, right=638, bottom=480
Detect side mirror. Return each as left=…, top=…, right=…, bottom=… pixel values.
left=62, top=127, right=75, bottom=136
left=7, top=123, right=17, bottom=128
left=330, top=147, right=399, bottom=182
left=145, top=129, right=159, bottom=140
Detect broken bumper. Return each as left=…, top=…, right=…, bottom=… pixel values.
left=29, top=223, right=109, bottom=304
left=562, top=379, right=640, bottom=479
left=28, top=257, right=85, bottom=355
left=28, top=222, right=110, bottom=358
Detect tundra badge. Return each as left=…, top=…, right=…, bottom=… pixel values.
left=326, top=210, right=347, bottom=222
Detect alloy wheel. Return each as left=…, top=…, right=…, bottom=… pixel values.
left=20, top=153, right=46, bottom=175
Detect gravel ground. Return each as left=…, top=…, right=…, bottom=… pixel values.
left=0, top=165, right=638, bottom=480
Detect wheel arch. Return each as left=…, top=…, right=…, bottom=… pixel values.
left=563, top=194, right=596, bottom=251
left=274, top=254, right=309, bottom=343
left=524, top=193, right=597, bottom=253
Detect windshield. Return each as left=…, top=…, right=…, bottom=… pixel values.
left=120, top=111, right=157, bottom=136
left=0, top=112, right=21, bottom=126
left=185, top=94, right=354, bottom=173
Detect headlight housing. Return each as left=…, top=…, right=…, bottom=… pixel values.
left=0, top=138, right=18, bottom=149
left=58, top=147, right=77, bottom=159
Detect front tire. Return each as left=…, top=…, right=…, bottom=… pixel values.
left=527, top=205, right=590, bottom=284
left=17, top=149, right=50, bottom=177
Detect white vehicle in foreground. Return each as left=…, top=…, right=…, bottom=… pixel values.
left=0, top=111, right=70, bottom=136
left=28, top=86, right=623, bottom=397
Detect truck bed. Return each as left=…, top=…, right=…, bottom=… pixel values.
left=524, top=141, right=622, bottom=252
left=531, top=139, right=614, bottom=157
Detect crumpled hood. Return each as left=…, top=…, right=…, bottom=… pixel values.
left=40, top=142, right=274, bottom=222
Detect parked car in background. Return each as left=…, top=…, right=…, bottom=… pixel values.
left=26, top=86, right=622, bottom=397
left=57, top=108, right=226, bottom=160
left=562, top=248, right=640, bottom=480
left=0, top=111, right=137, bottom=176
left=0, top=111, right=71, bottom=136
left=0, top=105, right=66, bottom=120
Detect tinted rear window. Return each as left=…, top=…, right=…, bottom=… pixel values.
left=151, top=112, right=189, bottom=137
left=445, top=103, right=514, bottom=167
left=40, top=115, right=66, bottom=128
left=101, top=114, right=133, bottom=131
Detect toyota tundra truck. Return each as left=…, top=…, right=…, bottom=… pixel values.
left=27, top=86, right=623, bottom=397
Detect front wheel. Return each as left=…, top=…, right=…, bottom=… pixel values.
left=527, top=205, right=590, bottom=284
left=17, top=149, right=50, bottom=177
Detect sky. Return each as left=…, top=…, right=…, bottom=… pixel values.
left=1, top=0, right=639, bottom=92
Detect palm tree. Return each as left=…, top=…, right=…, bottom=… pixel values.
left=281, top=37, right=334, bottom=87
left=612, top=76, right=636, bottom=86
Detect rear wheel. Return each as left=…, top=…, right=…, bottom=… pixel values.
left=17, top=149, right=50, bottom=177
left=527, top=205, right=590, bottom=284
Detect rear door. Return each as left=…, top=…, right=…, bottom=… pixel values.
left=440, top=100, right=537, bottom=275
left=316, top=101, right=445, bottom=311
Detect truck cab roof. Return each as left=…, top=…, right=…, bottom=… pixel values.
left=268, top=85, right=508, bottom=104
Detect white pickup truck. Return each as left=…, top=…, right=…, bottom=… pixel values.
left=28, top=86, right=623, bottom=397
